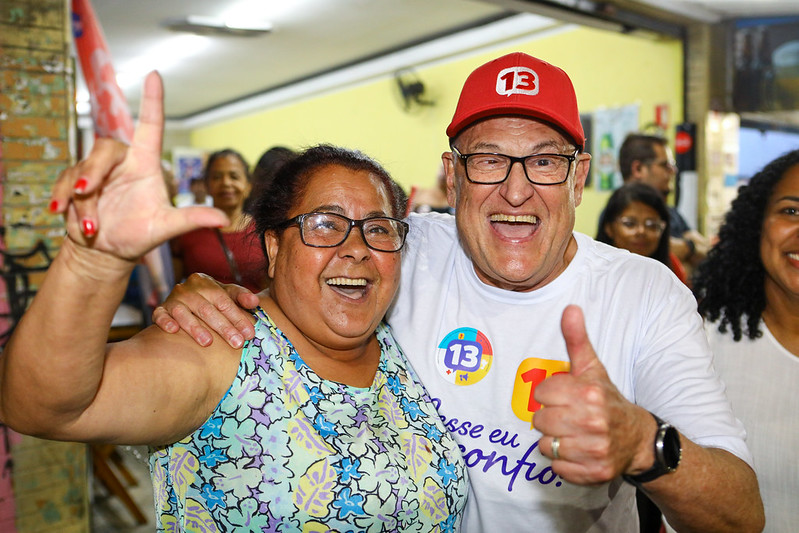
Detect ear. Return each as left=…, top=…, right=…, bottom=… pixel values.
left=264, top=230, right=279, bottom=279
left=630, top=160, right=646, bottom=180
left=442, top=151, right=458, bottom=207
left=603, top=221, right=616, bottom=242
left=572, top=153, right=591, bottom=207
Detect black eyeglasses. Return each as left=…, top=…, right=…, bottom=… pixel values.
left=277, top=212, right=409, bottom=252
left=450, top=145, right=578, bottom=185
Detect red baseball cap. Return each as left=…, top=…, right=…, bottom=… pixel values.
left=446, top=52, right=585, bottom=150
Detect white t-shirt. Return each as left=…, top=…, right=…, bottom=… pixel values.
left=706, top=320, right=798, bottom=533
left=387, top=213, right=751, bottom=533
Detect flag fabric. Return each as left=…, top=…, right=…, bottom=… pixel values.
left=71, top=0, right=134, bottom=143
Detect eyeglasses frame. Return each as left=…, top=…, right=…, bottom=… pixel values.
left=276, top=212, right=410, bottom=253
left=615, top=216, right=667, bottom=235
left=450, top=144, right=579, bottom=186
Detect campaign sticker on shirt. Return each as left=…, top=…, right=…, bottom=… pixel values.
left=436, top=327, right=493, bottom=385
left=511, top=357, right=570, bottom=428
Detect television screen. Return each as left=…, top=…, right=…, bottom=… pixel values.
left=731, top=16, right=799, bottom=113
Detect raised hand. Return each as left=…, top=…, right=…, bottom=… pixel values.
left=49, top=71, right=228, bottom=261
left=533, top=305, right=654, bottom=485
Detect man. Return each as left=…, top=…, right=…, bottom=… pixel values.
left=617, top=133, right=710, bottom=267
left=157, top=53, right=763, bottom=532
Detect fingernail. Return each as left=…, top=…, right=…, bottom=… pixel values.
left=74, top=177, right=88, bottom=193
left=199, top=333, right=212, bottom=347
left=81, top=217, right=96, bottom=237
left=48, top=199, right=59, bottom=213
left=230, top=334, right=243, bottom=349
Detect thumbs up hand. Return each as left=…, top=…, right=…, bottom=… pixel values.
left=533, top=305, right=656, bottom=485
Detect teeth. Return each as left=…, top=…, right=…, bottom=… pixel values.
left=490, top=214, right=539, bottom=224
left=788, top=253, right=799, bottom=261
left=327, top=277, right=367, bottom=286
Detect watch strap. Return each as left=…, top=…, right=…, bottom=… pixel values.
left=622, top=413, right=681, bottom=486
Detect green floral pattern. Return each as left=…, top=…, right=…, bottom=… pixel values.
left=150, top=308, right=467, bottom=532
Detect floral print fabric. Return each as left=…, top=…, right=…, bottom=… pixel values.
left=150, top=308, right=467, bottom=532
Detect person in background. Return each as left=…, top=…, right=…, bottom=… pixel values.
left=176, top=176, right=214, bottom=208
left=171, top=148, right=267, bottom=292
left=246, top=145, right=296, bottom=214
left=153, top=52, right=763, bottom=532
left=411, top=163, right=454, bottom=214
left=693, top=149, right=799, bottom=532
left=0, top=72, right=468, bottom=531
left=618, top=133, right=710, bottom=270
left=597, top=182, right=687, bottom=285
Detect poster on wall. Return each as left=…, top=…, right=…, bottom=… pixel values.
left=731, top=16, right=799, bottom=113
left=591, top=104, right=640, bottom=191
left=170, top=147, right=207, bottom=208
left=172, top=147, right=206, bottom=194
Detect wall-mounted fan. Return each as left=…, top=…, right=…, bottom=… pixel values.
left=394, top=68, right=434, bottom=112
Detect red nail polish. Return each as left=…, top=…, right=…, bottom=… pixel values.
left=74, top=177, right=88, bottom=193
left=48, top=199, right=59, bottom=213
left=82, top=218, right=96, bottom=237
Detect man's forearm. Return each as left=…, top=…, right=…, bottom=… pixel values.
left=645, top=441, right=764, bottom=532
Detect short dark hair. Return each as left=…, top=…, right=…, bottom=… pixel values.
left=251, top=144, right=407, bottom=256
left=693, top=149, right=799, bottom=340
left=246, top=146, right=297, bottom=215
left=204, top=148, right=251, bottom=182
left=252, top=146, right=296, bottom=189
left=596, top=182, right=671, bottom=266
left=618, top=134, right=668, bottom=181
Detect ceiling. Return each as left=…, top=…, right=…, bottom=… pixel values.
left=76, top=0, right=799, bottom=126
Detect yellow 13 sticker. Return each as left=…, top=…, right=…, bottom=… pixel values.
left=511, top=357, right=570, bottom=429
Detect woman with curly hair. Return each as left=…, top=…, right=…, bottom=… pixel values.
left=693, top=148, right=799, bottom=532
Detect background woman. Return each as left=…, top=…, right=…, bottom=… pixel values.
left=0, top=73, right=467, bottom=532
left=597, top=182, right=688, bottom=285
left=693, top=149, right=799, bottom=532
left=171, top=148, right=267, bottom=292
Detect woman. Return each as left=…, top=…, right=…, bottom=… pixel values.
left=172, top=148, right=268, bottom=292
left=693, top=149, right=799, bottom=532
left=597, top=182, right=688, bottom=284
left=0, top=74, right=467, bottom=531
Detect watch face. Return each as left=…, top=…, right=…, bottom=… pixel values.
left=661, top=425, right=682, bottom=471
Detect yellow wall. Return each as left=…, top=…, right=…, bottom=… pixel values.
left=191, top=24, right=683, bottom=236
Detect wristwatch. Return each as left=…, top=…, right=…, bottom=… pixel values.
left=623, top=413, right=682, bottom=486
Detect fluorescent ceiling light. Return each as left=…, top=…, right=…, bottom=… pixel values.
left=163, top=14, right=272, bottom=36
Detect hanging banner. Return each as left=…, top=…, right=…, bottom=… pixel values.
left=71, top=0, right=134, bottom=142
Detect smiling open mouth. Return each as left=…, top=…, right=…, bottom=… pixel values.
left=489, top=214, right=540, bottom=239
left=326, top=277, right=369, bottom=298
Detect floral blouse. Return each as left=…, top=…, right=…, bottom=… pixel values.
left=150, top=308, right=468, bottom=532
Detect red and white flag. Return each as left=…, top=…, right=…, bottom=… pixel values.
left=71, top=0, right=134, bottom=143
